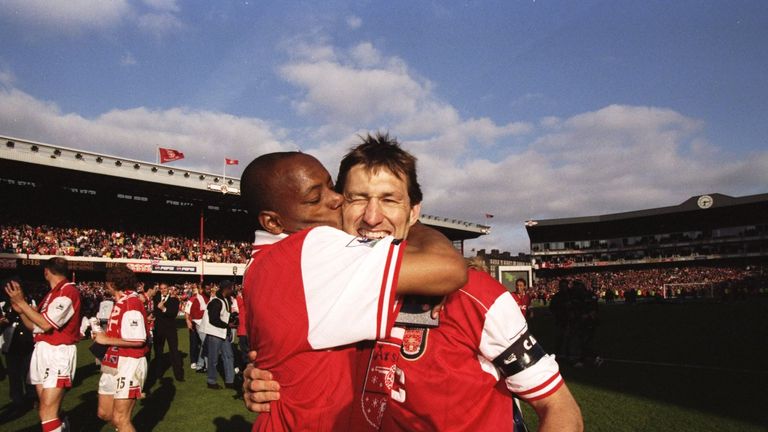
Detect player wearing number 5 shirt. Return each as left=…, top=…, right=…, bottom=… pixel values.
left=240, top=151, right=467, bottom=432
left=4, top=257, right=81, bottom=432
left=94, top=265, right=149, bottom=432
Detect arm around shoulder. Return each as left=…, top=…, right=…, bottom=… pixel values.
left=396, top=223, right=467, bottom=295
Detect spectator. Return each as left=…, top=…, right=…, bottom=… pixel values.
left=199, top=280, right=235, bottom=390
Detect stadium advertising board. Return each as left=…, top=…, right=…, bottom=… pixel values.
left=152, top=264, right=197, bottom=273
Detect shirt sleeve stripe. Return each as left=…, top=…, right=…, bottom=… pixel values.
left=521, top=375, right=564, bottom=402
left=516, top=372, right=563, bottom=400
left=377, top=241, right=403, bottom=339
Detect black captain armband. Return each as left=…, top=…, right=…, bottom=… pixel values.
left=491, top=328, right=547, bottom=377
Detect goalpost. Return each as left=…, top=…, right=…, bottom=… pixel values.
left=662, top=282, right=716, bottom=299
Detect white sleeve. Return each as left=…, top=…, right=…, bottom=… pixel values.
left=302, top=227, right=404, bottom=349
left=120, top=310, right=147, bottom=342
left=479, top=292, right=563, bottom=402
left=43, top=296, right=75, bottom=329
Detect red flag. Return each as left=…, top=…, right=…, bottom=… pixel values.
left=159, top=148, right=184, bottom=163
left=225, top=158, right=239, bottom=165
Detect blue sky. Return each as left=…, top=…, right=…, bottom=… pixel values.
left=1, top=0, right=767, bottom=253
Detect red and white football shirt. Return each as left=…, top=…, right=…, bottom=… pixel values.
left=244, top=226, right=405, bottom=432
left=104, top=291, right=149, bottom=359
left=35, top=279, right=81, bottom=345
left=378, top=270, right=562, bottom=431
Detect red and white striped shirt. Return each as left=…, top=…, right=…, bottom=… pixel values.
left=378, top=270, right=562, bottom=431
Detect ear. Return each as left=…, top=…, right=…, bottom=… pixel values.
left=258, top=210, right=285, bottom=235
left=407, top=203, right=422, bottom=227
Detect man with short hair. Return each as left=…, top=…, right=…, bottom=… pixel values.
left=94, top=265, right=149, bottom=432
left=199, top=280, right=236, bottom=390
left=4, top=257, right=81, bottom=432
left=152, top=283, right=184, bottom=382
left=240, top=148, right=467, bottom=431
left=245, top=133, right=583, bottom=431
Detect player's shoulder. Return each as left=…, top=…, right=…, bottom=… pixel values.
left=61, top=282, right=80, bottom=297
left=453, top=269, right=508, bottom=310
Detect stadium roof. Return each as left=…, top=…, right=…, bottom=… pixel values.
left=1, top=134, right=490, bottom=240
left=0, top=134, right=240, bottom=195
left=525, top=192, right=768, bottom=243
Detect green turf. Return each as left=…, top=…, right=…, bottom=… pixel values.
left=0, top=321, right=254, bottom=432
left=2, top=299, right=767, bottom=431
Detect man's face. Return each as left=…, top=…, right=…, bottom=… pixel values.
left=269, top=154, right=343, bottom=234
left=342, top=164, right=421, bottom=240
left=159, top=284, right=169, bottom=296
left=516, top=280, right=526, bottom=293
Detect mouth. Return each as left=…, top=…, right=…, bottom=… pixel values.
left=357, top=229, right=390, bottom=240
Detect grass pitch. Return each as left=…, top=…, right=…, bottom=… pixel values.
left=2, top=298, right=767, bottom=431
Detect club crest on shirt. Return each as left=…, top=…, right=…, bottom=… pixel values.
left=401, top=327, right=428, bottom=360
left=129, top=319, right=139, bottom=327
left=346, top=237, right=381, bottom=248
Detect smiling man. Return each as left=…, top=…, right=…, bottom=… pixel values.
left=239, top=149, right=467, bottom=431
left=245, top=133, right=583, bottom=431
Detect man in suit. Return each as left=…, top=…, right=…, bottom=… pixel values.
left=152, top=283, right=184, bottom=382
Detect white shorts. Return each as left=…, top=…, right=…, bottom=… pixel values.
left=29, top=341, right=77, bottom=388
left=98, top=356, right=147, bottom=399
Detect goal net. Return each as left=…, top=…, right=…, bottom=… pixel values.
left=662, top=282, right=716, bottom=299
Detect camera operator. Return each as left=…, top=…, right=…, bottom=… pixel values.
left=198, top=280, right=236, bottom=390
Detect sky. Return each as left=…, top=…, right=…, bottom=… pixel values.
left=1, top=0, right=767, bottom=253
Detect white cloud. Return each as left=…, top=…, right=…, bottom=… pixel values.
left=0, top=0, right=182, bottom=36
left=120, top=53, right=138, bottom=66
left=137, top=11, right=183, bottom=37
left=346, top=15, right=362, bottom=29
left=0, top=67, right=16, bottom=87
left=0, top=0, right=130, bottom=33
left=279, top=40, right=530, bottom=162
left=272, top=39, right=763, bottom=253
left=141, top=0, right=179, bottom=12
left=0, top=86, right=290, bottom=174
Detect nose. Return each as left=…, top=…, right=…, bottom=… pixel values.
left=362, top=199, right=384, bottom=227
left=328, top=190, right=344, bottom=209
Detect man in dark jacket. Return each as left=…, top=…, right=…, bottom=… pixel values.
left=152, top=283, right=184, bottom=382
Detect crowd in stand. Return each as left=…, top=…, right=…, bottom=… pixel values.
left=532, top=265, right=767, bottom=302
left=0, top=224, right=251, bottom=263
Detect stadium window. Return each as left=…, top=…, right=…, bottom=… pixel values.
left=96, top=156, right=103, bottom=163
left=31, top=145, right=39, bottom=152
left=75, top=153, right=83, bottom=160
left=115, top=160, right=122, bottom=166
left=54, top=149, right=61, bottom=156
left=184, top=172, right=190, bottom=178
left=199, top=175, right=206, bottom=180
left=6, top=140, right=14, bottom=148
left=134, top=163, right=141, bottom=169
left=152, top=167, right=158, bottom=172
